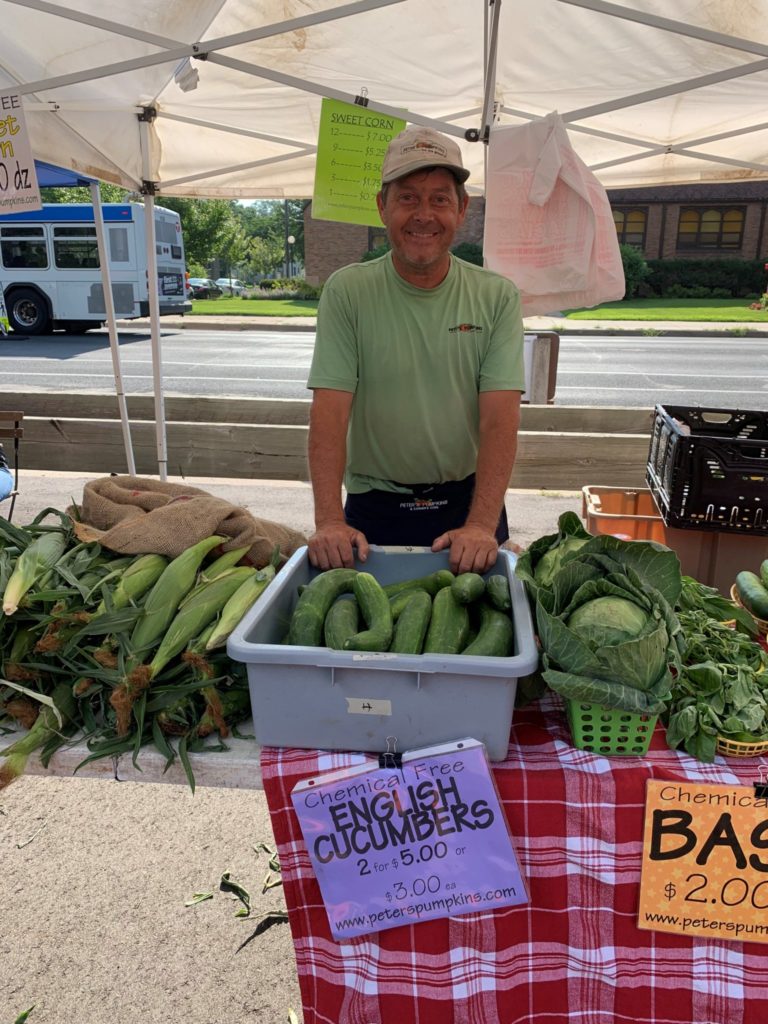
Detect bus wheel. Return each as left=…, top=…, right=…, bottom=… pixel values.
left=7, top=289, right=51, bottom=335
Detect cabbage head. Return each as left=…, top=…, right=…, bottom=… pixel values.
left=534, top=535, right=591, bottom=586
left=536, top=568, right=680, bottom=715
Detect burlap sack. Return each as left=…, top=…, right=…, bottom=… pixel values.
left=69, top=476, right=307, bottom=568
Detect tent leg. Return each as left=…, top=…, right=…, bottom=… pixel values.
left=142, top=192, right=168, bottom=481
left=89, top=181, right=136, bottom=476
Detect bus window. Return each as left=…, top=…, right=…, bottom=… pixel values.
left=156, top=219, right=178, bottom=245
left=1, top=226, right=48, bottom=268
left=109, top=226, right=130, bottom=262
left=53, top=226, right=99, bottom=269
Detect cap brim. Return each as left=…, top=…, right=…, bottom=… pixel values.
left=382, top=159, right=470, bottom=185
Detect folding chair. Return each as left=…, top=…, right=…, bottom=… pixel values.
left=0, top=410, right=23, bottom=521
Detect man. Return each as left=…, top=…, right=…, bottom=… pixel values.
left=307, top=125, right=525, bottom=574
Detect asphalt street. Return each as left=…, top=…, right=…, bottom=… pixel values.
left=4, top=328, right=767, bottom=409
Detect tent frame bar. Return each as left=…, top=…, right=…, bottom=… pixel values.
left=11, top=0, right=408, bottom=98
left=557, top=0, right=768, bottom=59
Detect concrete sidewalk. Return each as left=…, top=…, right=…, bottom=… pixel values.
left=11, top=469, right=582, bottom=552
left=118, top=313, right=768, bottom=337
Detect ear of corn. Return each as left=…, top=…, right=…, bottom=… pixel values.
left=0, top=682, right=76, bottom=790
left=3, top=530, right=69, bottom=616
left=94, top=553, right=168, bottom=614
left=148, top=566, right=256, bottom=678
left=130, top=536, right=225, bottom=657
left=198, top=546, right=250, bottom=584
left=177, top=564, right=246, bottom=611
left=205, top=565, right=276, bottom=650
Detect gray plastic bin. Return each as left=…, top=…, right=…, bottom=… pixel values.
left=227, top=546, right=539, bottom=761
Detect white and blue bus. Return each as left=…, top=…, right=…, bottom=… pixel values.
left=0, top=202, right=192, bottom=335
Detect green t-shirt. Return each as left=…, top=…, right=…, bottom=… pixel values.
left=307, top=252, right=525, bottom=494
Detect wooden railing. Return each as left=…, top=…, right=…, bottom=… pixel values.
left=9, top=393, right=655, bottom=491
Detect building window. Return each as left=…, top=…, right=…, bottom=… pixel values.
left=613, top=208, right=647, bottom=247
left=677, top=207, right=745, bottom=250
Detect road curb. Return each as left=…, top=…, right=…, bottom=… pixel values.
left=115, top=318, right=767, bottom=338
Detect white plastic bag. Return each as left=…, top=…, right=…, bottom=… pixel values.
left=483, top=113, right=625, bottom=316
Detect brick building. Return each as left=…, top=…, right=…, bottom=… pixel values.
left=303, top=181, right=768, bottom=284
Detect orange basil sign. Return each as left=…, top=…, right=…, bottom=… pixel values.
left=638, top=779, right=768, bottom=944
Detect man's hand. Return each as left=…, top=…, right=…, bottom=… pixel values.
left=431, top=524, right=499, bottom=575
left=308, top=520, right=369, bottom=570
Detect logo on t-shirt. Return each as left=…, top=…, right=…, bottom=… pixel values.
left=449, top=323, right=483, bottom=333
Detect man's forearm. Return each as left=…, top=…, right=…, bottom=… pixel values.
left=465, top=391, right=521, bottom=532
left=308, top=389, right=353, bottom=527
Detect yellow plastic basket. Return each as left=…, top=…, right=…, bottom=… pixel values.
left=565, top=700, right=658, bottom=756
left=716, top=735, right=768, bottom=758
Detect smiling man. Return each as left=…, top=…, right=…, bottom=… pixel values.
left=306, top=125, right=526, bottom=574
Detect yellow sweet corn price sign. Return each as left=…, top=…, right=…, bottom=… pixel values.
left=638, top=779, right=768, bottom=944
left=312, top=97, right=405, bottom=227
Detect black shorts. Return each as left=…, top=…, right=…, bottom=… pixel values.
left=344, top=474, right=509, bottom=547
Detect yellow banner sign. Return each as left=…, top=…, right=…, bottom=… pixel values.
left=0, top=89, right=41, bottom=214
left=312, top=98, right=405, bottom=227
left=638, top=779, right=768, bottom=944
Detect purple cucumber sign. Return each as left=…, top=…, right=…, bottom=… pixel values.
left=292, top=739, right=528, bottom=939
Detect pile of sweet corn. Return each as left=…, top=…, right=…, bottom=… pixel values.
left=0, top=508, right=276, bottom=791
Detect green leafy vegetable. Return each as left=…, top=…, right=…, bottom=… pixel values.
left=665, top=609, right=768, bottom=762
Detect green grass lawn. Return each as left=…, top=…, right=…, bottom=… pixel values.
left=564, top=298, right=768, bottom=322
left=191, top=296, right=767, bottom=322
left=191, top=298, right=318, bottom=316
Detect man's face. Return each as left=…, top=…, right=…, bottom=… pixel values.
left=376, top=168, right=468, bottom=287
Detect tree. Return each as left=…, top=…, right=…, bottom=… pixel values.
left=157, top=197, right=240, bottom=270
left=619, top=243, right=650, bottom=299
left=234, top=199, right=306, bottom=271
left=40, top=183, right=128, bottom=204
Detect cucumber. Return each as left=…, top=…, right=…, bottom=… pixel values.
left=461, top=603, right=514, bottom=657
left=287, top=568, right=357, bottom=646
left=485, top=573, right=512, bottom=612
left=389, top=589, right=432, bottom=654
left=423, top=587, right=470, bottom=655
left=761, top=559, right=768, bottom=590
left=451, top=572, right=486, bottom=605
left=735, top=570, right=768, bottom=621
left=390, top=586, right=429, bottom=620
left=323, top=595, right=360, bottom=650
left=343, top=573, right=393, bottom=652
left=383, top=569, right=454, bottom=599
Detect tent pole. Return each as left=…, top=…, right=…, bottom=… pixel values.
left=142, top=190, right=168, bottom=481
left=139, top=113, right=168, bottom=481
left=89, top=181, right=136, bottom=476
left=479, top=0, right=501, bottom=144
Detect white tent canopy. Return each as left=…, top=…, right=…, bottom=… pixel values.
left=6, top=0, right=768, bottom=200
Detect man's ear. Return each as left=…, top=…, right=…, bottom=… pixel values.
left=455, top=193, right=469, bottom=227
left=376, top=191, right=386, bottom=224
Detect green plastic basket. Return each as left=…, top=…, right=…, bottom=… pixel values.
left=565, top=699, right=658, bottom=756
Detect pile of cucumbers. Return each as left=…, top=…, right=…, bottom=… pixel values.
left=286, top=567, right=515, bottom=657
left=735, top=559, right=768, bottom=623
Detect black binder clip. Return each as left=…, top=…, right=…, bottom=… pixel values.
left=354, top=87, right=369, bottom=107
left=378, top=735, right=402, bottom=770
left=754, top=765, right=768, bottom=800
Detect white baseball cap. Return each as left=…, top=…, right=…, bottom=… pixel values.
left=381, top=125, right=470, bottom=185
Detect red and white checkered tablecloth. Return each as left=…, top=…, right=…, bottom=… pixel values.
left=261, top=694, right=768, bottom=1024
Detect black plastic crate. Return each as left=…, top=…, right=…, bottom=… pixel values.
left=646, top=404, right=768, bottom=534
